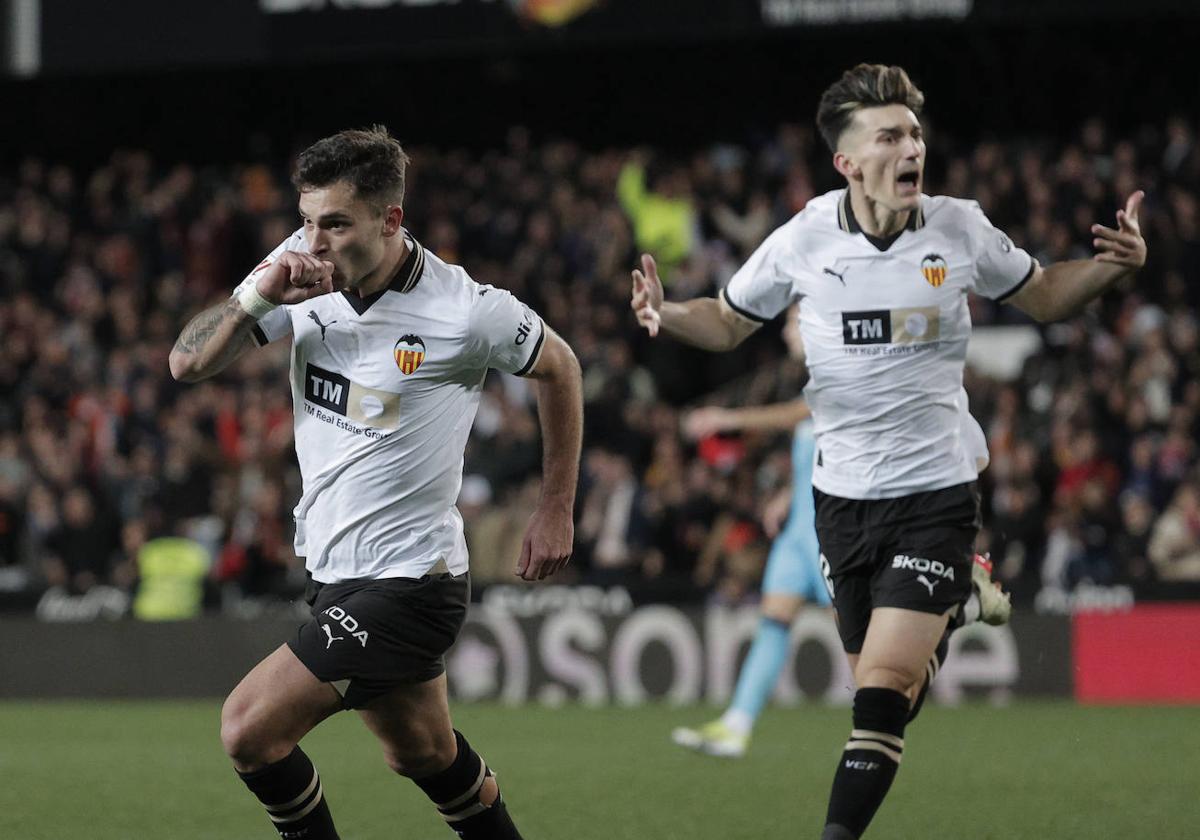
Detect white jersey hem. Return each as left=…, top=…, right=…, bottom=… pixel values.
left=811, top=468, right=978, bottom=501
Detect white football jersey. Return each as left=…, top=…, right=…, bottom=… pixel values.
left=725, top=189, right=1031, bottom=500
left=958, top=389, right=989, bottom=473
left=233, top=229, right=545, bottom=583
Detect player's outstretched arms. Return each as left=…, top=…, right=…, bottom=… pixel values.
left=630, top=253, right=760, bottom=351
left=517, top=326, right=582, bottom=581
left=682, top=400, right=812, bottom=439
left=169, top=252, right=334, bottom=382
left=1007, top=190, right=1146, bottom=322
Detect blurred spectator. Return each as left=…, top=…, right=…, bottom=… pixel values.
left=616, top=154, right=696, bottom=279
left=1148, top=481, right=1200, bottom=582
left=576, top=448, right=649, bottom=584
left=214, top=477, right=297, bottom=604
left=41, top=485, right=124, bottom=594
left=0, top=476, right=25, bottom=589
left=129, top=512, right=211, bottom=621
left=1114, top=492, right=1156, bottom=583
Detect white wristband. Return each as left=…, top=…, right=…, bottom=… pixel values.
left=237, top=284, right=278, bottom=320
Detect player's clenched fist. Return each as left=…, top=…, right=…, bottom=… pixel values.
left=516, top=504, right=574, bottom=581
left=630, top=253, right=664, bottom=337
left=257, top=251, right=337, bottom=305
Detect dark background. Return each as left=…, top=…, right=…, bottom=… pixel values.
left=3, top=5, right=1198, bottom=167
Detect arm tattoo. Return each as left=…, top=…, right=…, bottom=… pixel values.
left=172, top=298, right=257, bottom=376
left=173, top=299, right=242, bottom=354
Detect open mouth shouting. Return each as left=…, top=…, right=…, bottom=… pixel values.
left=896, top=169, right=921, bottom=197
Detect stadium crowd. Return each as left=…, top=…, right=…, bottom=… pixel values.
left=1, top=116, right=1198, bottom=615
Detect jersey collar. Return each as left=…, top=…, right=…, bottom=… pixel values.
left=340, top=230, right=425, bottom=315
left=838, top=190, right=924, bottom=252
left=391, top=230, right=425, bottom=294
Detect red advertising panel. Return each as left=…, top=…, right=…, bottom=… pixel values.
left=1073, top=605, right=1200, bottom=704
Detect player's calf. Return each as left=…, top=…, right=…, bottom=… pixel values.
left=237, top=746, right=340, bottom=840
left=413, top=730, right=524, bottom=839
left=822, top=687, right=910, bottom=840
left=906, top=629, right=950, bottom=723
left=911, top=556, right=1008, bottom=723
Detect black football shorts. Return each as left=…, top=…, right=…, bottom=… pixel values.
left=288, top=571, right=470, bottom=709
left=814, top=482, right=980, bottom=654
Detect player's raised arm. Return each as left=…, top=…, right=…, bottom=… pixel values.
left=169, top=251, right=335, bottom=382
left=630, top=253, right=761, bottom=351
left=517, top=326, right=583, bottom=581
left=1006, top=190, right=1146, bottom=322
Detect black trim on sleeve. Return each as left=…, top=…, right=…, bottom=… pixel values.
left=251, top=324, right=269, bottom=346
left=721, top=287, right=772, bottom=323
left=514, top=320, right=546, bottom=377
left=994, top=256, right=1038, bottom=303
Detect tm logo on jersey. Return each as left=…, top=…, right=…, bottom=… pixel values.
left=843, top=309, right=892, bottom=344
left=842, top=307, right=941, bottom=346
left=304, top=363, right=401, bottom=431
left=306, top=365, right=351, bottom=414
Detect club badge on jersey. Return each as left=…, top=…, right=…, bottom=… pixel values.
left=921, top=253, right=948, bottom=287
left=394, top=334, right=427, bottom=375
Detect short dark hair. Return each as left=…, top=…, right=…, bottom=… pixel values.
left=816, top=64, right=925, bottom=153
left=292, top=125, right=410, bottom=211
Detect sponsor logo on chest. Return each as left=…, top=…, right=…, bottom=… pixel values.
left=841, top=307, right=940, bottom=346
left=303, top=363, right=401, bottom=432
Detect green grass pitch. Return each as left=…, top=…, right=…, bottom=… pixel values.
left=1, top=700, right=1196, bottom=839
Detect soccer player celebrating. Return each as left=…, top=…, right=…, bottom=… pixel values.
left=631, top=65, right=1144, bottom=839
left=170, top=126, right=583, bottom=840
left=671, top=310, right=1003, bottom=759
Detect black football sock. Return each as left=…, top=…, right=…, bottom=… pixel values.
left=237, top=746, right=339, bottom=840
left=822, top=687, right=909, bottom=839
left=907, top=629, right=951, bottom=723
left=413, top=730, right=523, bottom=839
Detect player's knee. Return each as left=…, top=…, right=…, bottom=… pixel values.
left=220, top=715, right=259, bottom=765
left=856, top=663, right=921, bottom=694
left=412, top=730, right=503, bottom=819
left=383, top=732, right=456, bottom=778
left=761, top=594, right=803, bottom=624
left=384, top=748, right=444, bottom=778
left=220, top=700, right=277, bottom=768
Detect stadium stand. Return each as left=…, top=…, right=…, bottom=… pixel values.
left=1, top=117, right=1197, bottom=613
